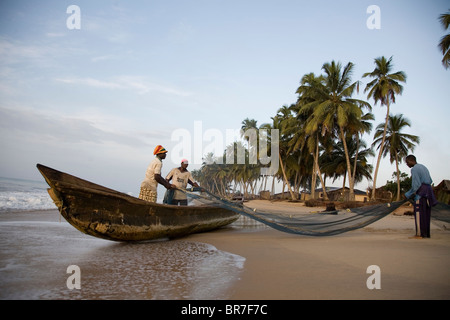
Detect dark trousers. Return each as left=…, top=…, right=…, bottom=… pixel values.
left=163, top=189, right=187, bottom=205
left=414, top=197, right=431, bottom=238
left=171, top=199, right=188, bottom=206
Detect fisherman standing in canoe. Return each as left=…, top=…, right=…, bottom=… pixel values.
left=164, top=159, right=201, bottom=205
left=139, top=145, right=176, bottom=203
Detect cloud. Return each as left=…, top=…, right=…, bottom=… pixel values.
left=56, top=77, right=124, bottom=90
left=0, top=37, right=48, bottom=63
left=0, top=106, right=148, bottom=148
left=0, top=37, right=85, bottom=68
left=56, top=75, right=192, bottom=97
left=91, top=55, right=116, bottom=62
left=168, top=21, right=195, bottom=44
left=45, top=32, right=66, bottom=38
left=0, top=104, right=183, bottom=191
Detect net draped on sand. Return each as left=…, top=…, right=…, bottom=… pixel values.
left=181, top=189, right=450, bottom=236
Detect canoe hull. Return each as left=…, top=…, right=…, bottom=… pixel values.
left=37, top=164, right=239, bottom=241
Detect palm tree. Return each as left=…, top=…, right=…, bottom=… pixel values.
left=438, top=10, right=450, bottom=69
left=346, top=112, right=374, bottom=189
left=372, top=114, right=419, bottom=200
left=259, top=121, right=281, bottom=196
left=321, top=137, right=374, bottom=197
left=240, top=118, right=259, bottom=166
left=241, top=118, right=258, bottom=132
left=271, top=107, right=297, bottom=200
left=225, top=140, right=259, bottom=198
left=295, top=73, right=330, bottom=200
left=241, top=118, right=259, bottom=147
left=363, top=56, right=407, bottom=201
left=299, top=61, right=371, bottom=201
left=275, top=103, right=321, bottom=198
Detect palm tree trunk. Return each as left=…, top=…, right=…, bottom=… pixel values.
left=314, top=139, right=328, bottom=200
left=311, top=153, right=317, bottom=199
left=250, top=180, right=256, bottom=197
left=271, top=175, right=275, bottom=196
left=340, top=126, right=355, bottom=201
left=221, top=180, right=227, bottom=197
left=371, top=101, right=390, bottom=201
left=342, top=173, right=346, bottom=189
left=213, top=179, right=219, bottom=195
left=352, top=134, right=360, bottom=186
left=395, top=150, right=401, bottom=201
left=310, top=135, right=320, bottom=200
left=279, top=151, right=296, bottom=200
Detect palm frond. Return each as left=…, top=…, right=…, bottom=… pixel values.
left=438, top=11, right=450, bottom=30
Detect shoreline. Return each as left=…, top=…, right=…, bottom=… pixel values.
left=1, top=200, right=449, bottom=300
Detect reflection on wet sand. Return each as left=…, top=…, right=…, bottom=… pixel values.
left=0, top=213, right=245, bottom=300
left=231, top=215, right=268, bottom=229
left=43, top=241, right=245, bottom=300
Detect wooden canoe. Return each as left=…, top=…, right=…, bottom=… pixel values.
left=36, top=164, right=239, bottom=242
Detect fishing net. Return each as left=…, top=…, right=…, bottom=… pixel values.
left=179, top=189, right=450, bottom=236
left=430, top=202, right=450, bottom=227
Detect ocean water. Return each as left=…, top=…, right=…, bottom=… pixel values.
left=0, top=216, right=245, bottom=300
left=0, top=177, right=248, bottom=300
left=0, top=210, right=246, bottom=300
left=0, top=177, right=55, bottom=212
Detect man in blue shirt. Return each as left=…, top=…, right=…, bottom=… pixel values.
left=404, top=155, right=437, bottom=238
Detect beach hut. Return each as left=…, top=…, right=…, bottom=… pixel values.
left=434, top=180, right=450, bottom=205
left=327, top=187, right=368, bottom=202
left=300, top=187, right=368, bottom=202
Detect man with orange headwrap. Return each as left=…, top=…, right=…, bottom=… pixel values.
left=139, top=145, right=176, bottom=203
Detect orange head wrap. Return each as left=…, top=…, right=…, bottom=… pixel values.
left=153, top=145, right=168, bottom=155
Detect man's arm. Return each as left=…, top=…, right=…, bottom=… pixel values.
left=405, top=167, right=421, bottom=198
left=188, top=179, right=200, bottom=188
left=188, top=179, right=205, bottom=192
left=188, top=172, right=200, bottom=188
left=166, top=170, right=173, bottom=182
left=155, top=174, right=176, bottom=189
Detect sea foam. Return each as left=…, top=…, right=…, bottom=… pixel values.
left=0, top=177, right=55, bottom=212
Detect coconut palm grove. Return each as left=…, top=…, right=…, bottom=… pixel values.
left=191, top=9, right=450, bottom=202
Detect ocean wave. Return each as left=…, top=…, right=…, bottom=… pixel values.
left=0, top=191, right=55, bottom=212
left=0, top=177, right=55, bottom=212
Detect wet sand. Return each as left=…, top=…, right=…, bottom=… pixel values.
left=1, top=200, right=449, bottom=300
left=0, top=210, right=244, bottom=300
left=192, top=200, right=450, bottom=300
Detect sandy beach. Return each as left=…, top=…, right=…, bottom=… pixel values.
left=194, top=200, right=450, bottom=300
left=1, top=200, right=449, bottom=301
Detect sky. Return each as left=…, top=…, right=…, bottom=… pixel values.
left=0, top=0, right=449, bottom=197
